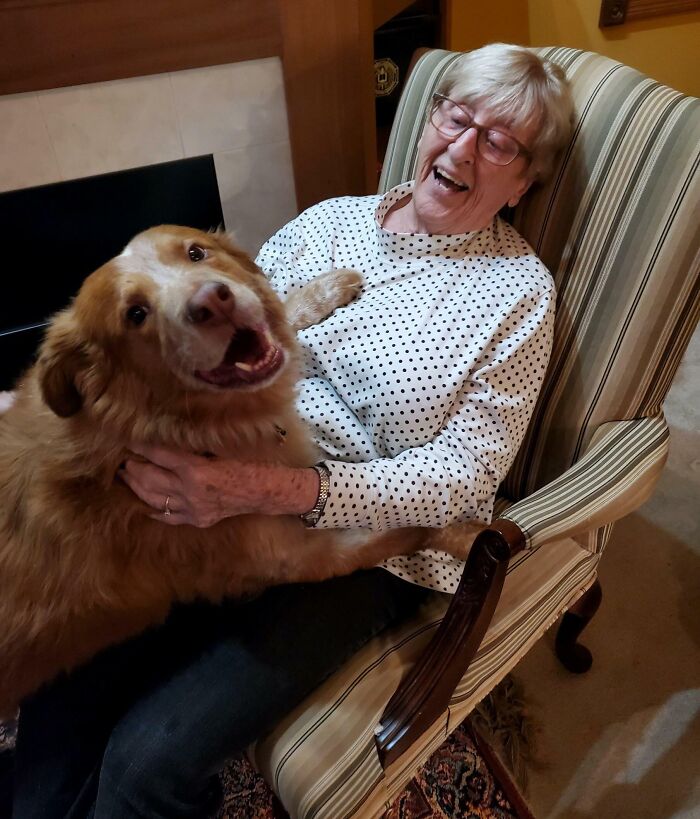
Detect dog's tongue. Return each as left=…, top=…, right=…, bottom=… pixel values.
left=223, top=327, right=266, bottom=367
left=195, top=326, right=283, bottom=386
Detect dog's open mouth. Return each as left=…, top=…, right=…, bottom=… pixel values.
left=194, top=325, right=284, bottom=388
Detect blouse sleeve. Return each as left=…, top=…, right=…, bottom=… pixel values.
left=313, top=287, right=556, bottom=531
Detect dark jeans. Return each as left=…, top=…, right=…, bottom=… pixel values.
left=12, top=569, right=429, bottom=819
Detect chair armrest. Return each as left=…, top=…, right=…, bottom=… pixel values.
left=375, top=412, right=668, bottom=768
left=374, top=519, right=525, bottom=768
left=502, top=412, right=669, bottom=552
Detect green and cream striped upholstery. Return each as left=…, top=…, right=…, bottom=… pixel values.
left=252, top=49, right=700, bottom=818
left=381, top=47, right=699, bottom=553
left=503, top=411, right=670, bottom=553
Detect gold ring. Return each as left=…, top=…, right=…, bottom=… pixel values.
left=164, top=495, right=172, bottom=517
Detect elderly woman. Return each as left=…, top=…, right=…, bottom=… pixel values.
left=11, top=43, right=573, bottom=819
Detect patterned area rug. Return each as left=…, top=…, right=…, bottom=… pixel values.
left=0, top=679, right=532, bottom=818
left=216, top=676, right=534, bottom=819
left=217, top=720, right=524, bottom=819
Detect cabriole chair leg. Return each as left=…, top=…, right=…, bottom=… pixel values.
left=555, top=579, right=602, bottom=674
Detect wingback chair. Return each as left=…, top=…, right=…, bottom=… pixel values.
left=249, top=48, right=700, bottom=818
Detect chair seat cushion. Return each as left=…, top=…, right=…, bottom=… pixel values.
left=250, top=536, right=598, bottom=819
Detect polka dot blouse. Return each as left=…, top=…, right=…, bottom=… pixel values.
left=256, top=182, right=555, bottom=593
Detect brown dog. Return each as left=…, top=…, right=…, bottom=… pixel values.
left=0, top=226, right=436, bottom=718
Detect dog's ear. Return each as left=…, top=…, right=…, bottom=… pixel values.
left=210, top=230, right=263, bottom=277
left=37, top=315, right=89, bottom=418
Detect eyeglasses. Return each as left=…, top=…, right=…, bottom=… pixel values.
left=429, top=93, right=532, bottom=167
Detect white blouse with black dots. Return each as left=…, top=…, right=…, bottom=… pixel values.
left=256, top=182, right=555, bottom=593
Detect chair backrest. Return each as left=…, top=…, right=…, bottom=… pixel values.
left=380, top=48, right=700, bottom=500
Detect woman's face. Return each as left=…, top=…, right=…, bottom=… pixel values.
left=408, top=103, right=536, bottom=235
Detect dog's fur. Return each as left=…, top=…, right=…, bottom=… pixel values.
left=0, top=226, right=448, bottom=718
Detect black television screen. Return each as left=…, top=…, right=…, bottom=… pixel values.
left=0, top=155, right=224, bottom=389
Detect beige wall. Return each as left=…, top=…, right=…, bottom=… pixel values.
left=447, top=0, right=530, bottom=50
left=529, top=0, right=700, bottom=96
left=447, top=0, right=699, bottom=97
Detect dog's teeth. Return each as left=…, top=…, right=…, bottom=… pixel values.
left=233, top=341, right=277, bottom=375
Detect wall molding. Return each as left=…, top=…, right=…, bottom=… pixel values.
left=0, top=0, right=280, bottom=95
left=599, top=0, right=700, bottom=26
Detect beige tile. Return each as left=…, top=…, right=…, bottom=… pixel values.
left=214, top=141, right=297, bottom=258
left=171, top=58, right=290, bottom=157
left=37, top=73, right=184, bottom=181
left=0, top=92, right=61, bottom=192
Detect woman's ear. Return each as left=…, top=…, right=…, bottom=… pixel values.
left=508, top=176, right=534, bottom=209
left=37, top=314, right=88, bottom=418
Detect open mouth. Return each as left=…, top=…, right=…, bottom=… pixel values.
left=194, top=325, right=284, bottom=388
left=433, top=167, right=470, bottom=192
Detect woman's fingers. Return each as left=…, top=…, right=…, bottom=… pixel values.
left=127, top=442, right=200, bottom=473
left=119, top=449, right=254, bottom=528
left=119, top=460, right=160, bottom=496
left=121, top=472, right=182, bottom=519
left=119, top=460, right=181, bottom=509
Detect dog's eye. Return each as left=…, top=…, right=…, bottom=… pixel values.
left=126, top=305, right=149, bottom=326
left=188, top=244, right=208, bottom=262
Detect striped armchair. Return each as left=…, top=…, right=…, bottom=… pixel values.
left=250, top=48, right=700, bottom=817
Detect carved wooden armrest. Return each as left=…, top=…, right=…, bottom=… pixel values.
left=374, top=415, right=670, bottom=768
left=374, top=519, right=526, bottom=768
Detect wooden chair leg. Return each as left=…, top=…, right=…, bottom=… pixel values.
left=555, top=579, right=602, bottom=674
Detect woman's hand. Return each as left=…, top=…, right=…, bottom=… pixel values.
left=118, top=443, right=320, bottom=527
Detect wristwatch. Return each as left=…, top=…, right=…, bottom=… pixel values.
left=299, top=462, right=331, bottom=528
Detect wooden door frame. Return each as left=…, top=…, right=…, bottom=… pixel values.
left=0, top=0, right=389, bottom=210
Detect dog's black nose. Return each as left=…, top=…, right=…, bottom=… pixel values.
left=187, top=282, right=234, bottom=325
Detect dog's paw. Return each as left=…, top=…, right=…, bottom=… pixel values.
left=427, top=521, right=487, bottom=559
left=285, top=269, right=365, bottom=331
left=326, top=269, right=364, bottom=307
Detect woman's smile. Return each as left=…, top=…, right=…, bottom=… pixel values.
left=397, top=108, right=535, bottom=235
left=431, top=166, right=471, bottom=192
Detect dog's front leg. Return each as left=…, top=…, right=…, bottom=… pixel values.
left=285, top=269, right=363, bottom=331
left=278, top=522, right=488, bottom=585
left=267, top=527, right=427, bottom=585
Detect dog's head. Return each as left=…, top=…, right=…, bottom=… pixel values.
left=37, top=226, right=298, bottom=421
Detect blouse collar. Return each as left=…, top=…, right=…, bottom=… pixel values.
left=374, top=181, right=492, bottom=258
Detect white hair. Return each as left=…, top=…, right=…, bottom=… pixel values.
left=435, top=43, right=575, bottom=181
